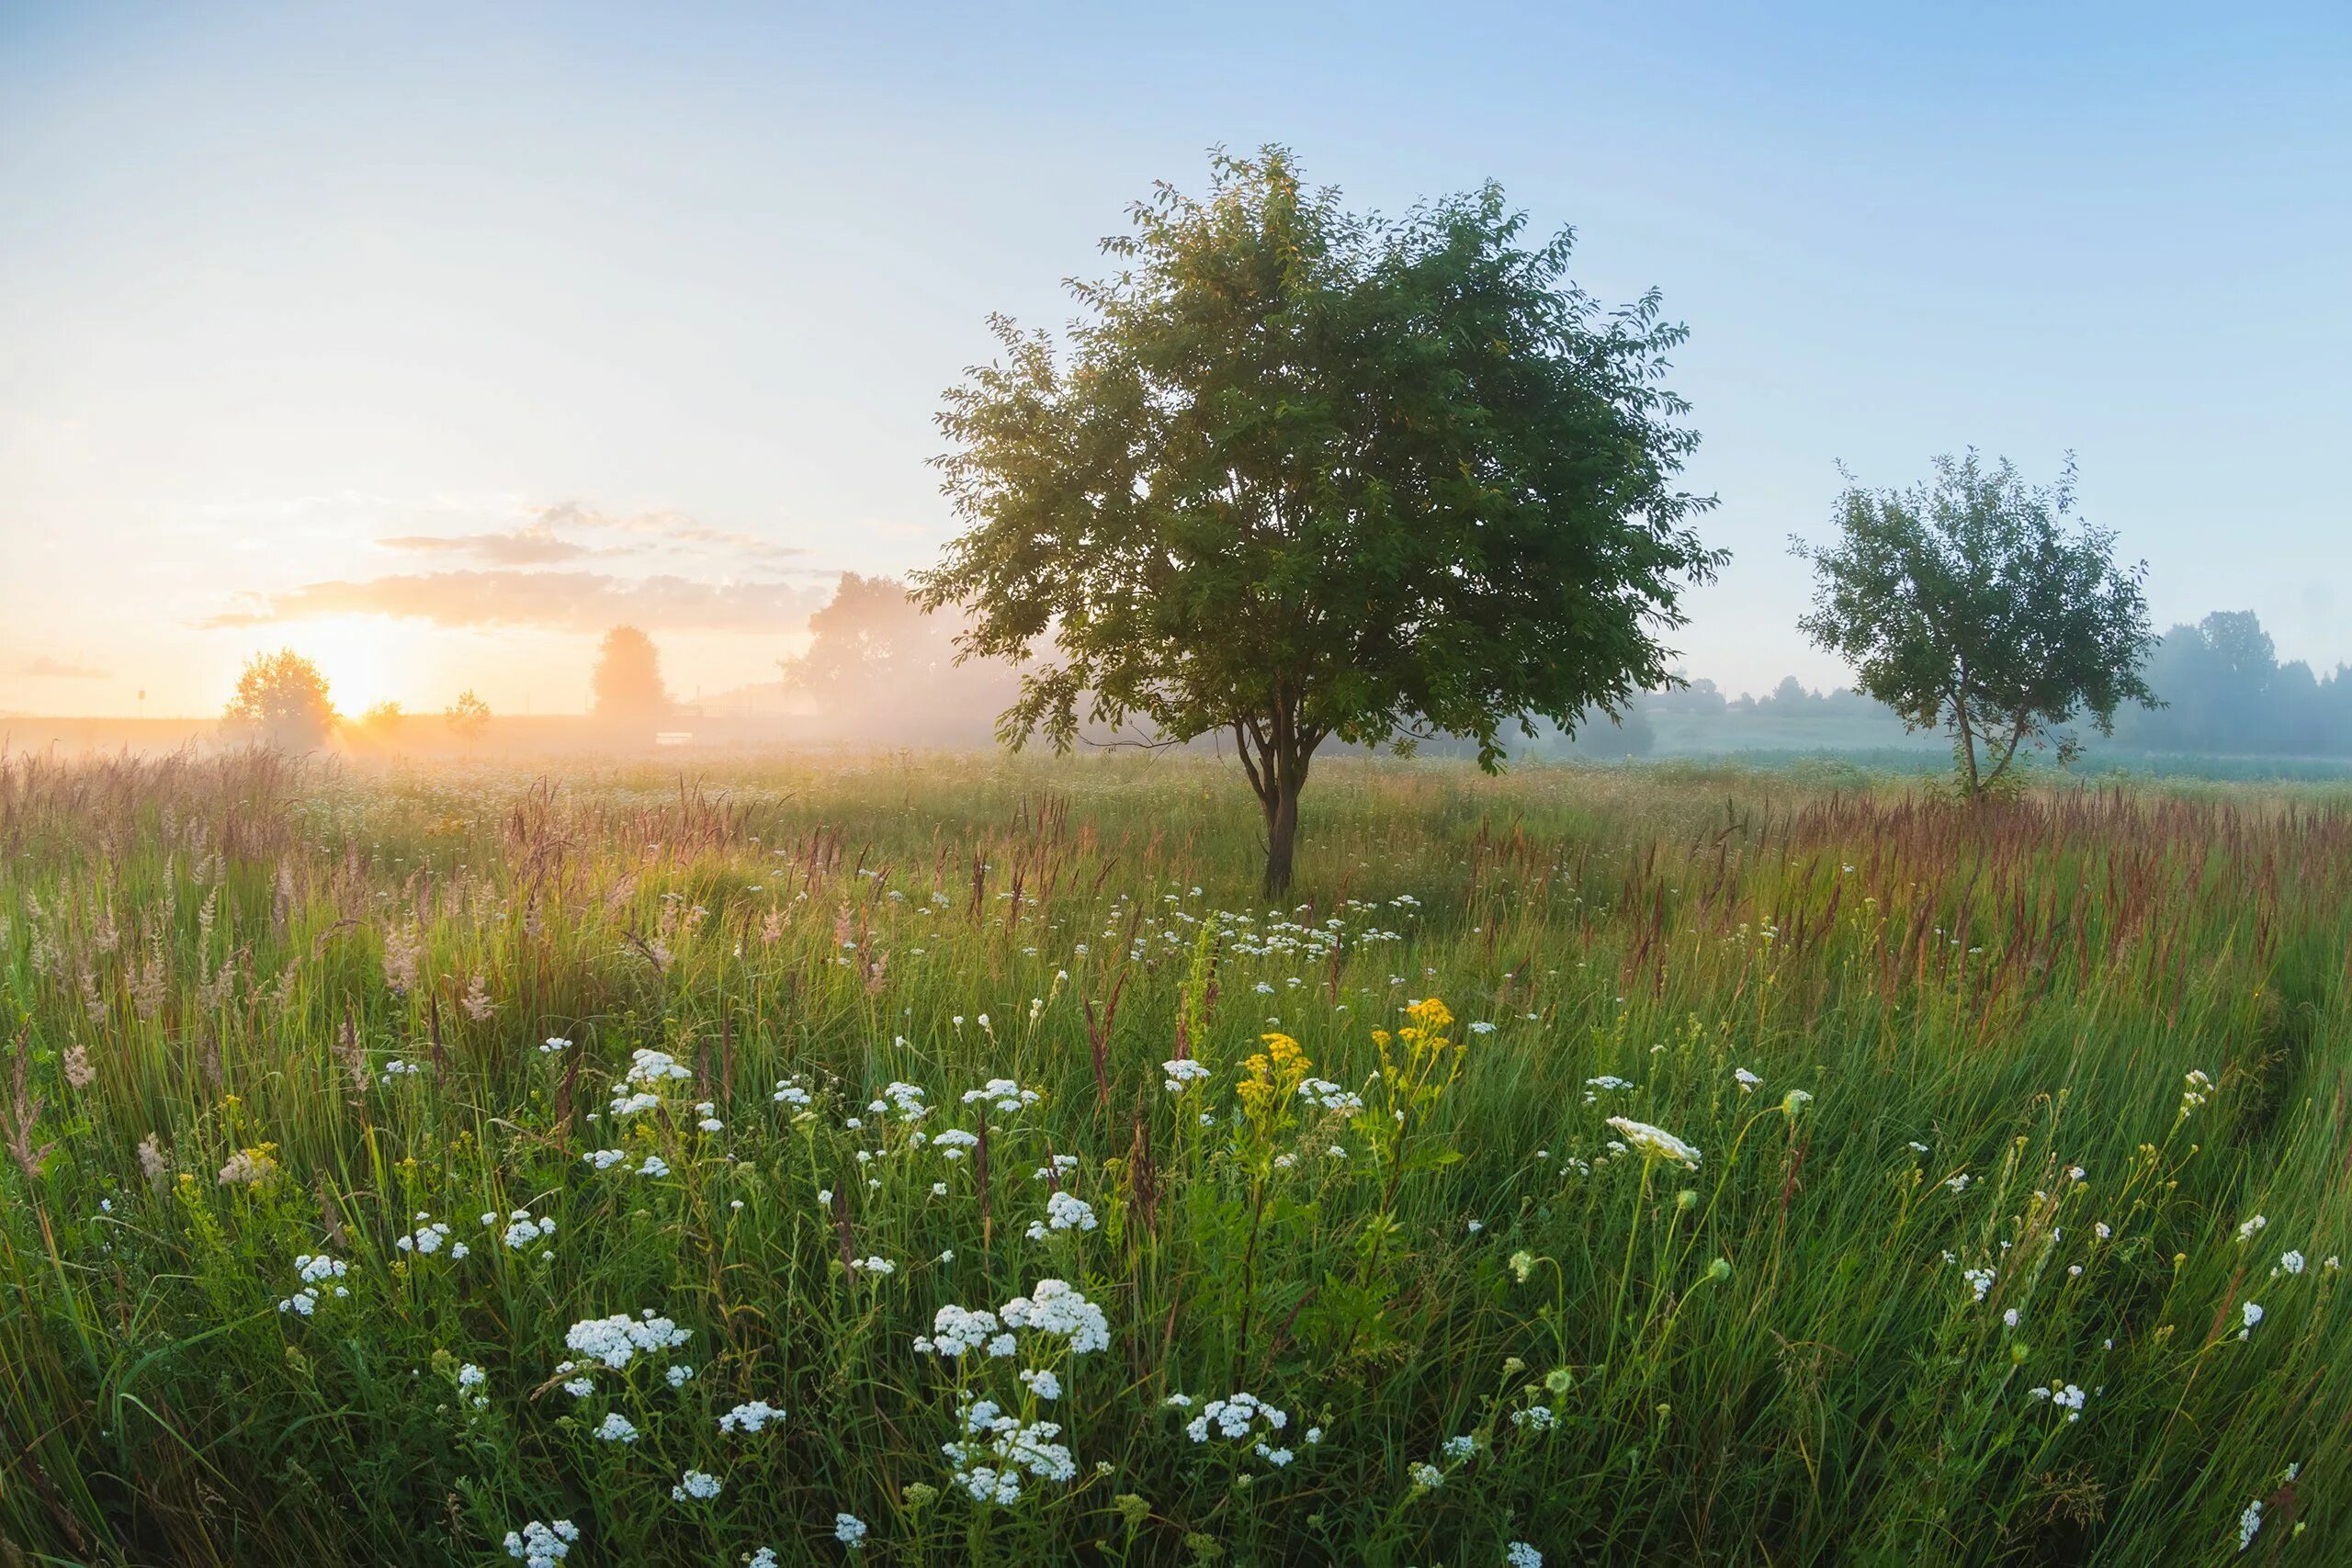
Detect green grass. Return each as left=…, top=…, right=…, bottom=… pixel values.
left=2, top=748, right=2348, bottom=1565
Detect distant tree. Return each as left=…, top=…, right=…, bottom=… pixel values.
left=359, top=700, right=405, bottom=730
left=590, top=626, right=671, bottom=725
left=1792, top=453, right=2156, bottom=799
left=444, top=688, right=491, bottom=747
left=223, top=649, right=337, bottom=751
left=778, top=574, right=1016, bottom=745
left=919, top=147, right=1724, bottom=896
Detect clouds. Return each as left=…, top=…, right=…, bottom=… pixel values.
left=201, top=570, right=825, bottom=634
left=376, top=521, right=602, bottom=566
left=375, top=502, right=809, bottom=568
left=17, top=655, right=113, bottom=679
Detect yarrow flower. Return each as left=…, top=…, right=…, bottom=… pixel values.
left=834, top=1514, right=868, bottom=1547
left=503, top=1519, right=580, bottom=1568
left=1507, top=1545, right=1544, bottom=1568
left=1162, top=1058, right=1213, bottom=1092
left=564, top=1310, right=693, bottom=1371
left=1025, top=1190, right=1097, bottom=1240
left=962, top=1077, right=1041, bottom=1113
left=2239, top=1301, right=2264, bottom=1338
left=671, top=1469, right=721, bottom=1502
left=594, top=1412, right=640, bottom=1443
left=718, top=1400, right=786, bottom=1433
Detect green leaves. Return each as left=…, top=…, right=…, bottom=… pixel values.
left=1792, top=452, right=2157, bottom=798
left=920, top=146, right=1724, bottom=890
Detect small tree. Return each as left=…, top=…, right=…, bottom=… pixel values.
left=223, top=649, right=337, bottom=751
left=919, top=148, right=1724, bottom=896
left=591, top=626, right=671, bottom=726
left=1792, top=452, right=2156, bottom=799
left=444, top=688, right=491, bottom=747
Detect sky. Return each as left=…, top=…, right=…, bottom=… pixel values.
left=3, top=1, right=2347, bottom=718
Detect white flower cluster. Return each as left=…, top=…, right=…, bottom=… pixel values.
left=2236, top=1213, right=2268, bottom=1242
left=1962, top=1266, right=1996, bottom=1303
left=834, top=1513, right=868, bottom=1547
left=1605, top=1117, right=1702, bottom=1168
left=457, top=1362, right=489, bottom=1409
left=564, top=1309, right=693, bottom=1371
left=1734, top=1067, right=1762, bottom=1092
left=850, top=1256, right=896, bottom=1275
left=582, top=1148, right=629, bottom=1170
left=931, top=1129, right=979, bottom=1159
left=875, top=1081, right=930, bottom=1122
left=277, top=1252, right=351, bottom=1315
left=595, top=1412, right=640, bottom=1443
left=503, top=1519, right=579, bottom=1567
left=2026, top=1381, right=2088, bottom=1421
left=1000, top=1280, right=1110, bottom=1354
left=1162, top=1058, right=1213, bottom=1092
left=381, top=1058, right=424, bottom=1084
left=1032, top=1155, right=1080, bottom=1181
left=611, top=1048, right=691, bottom=1116
left=2181, top=1068, right=2213, bottom=1115
left=914, top=1304, right=1017, bottom=1359
left=671, top=1469, right=722, bottom=1501
left=962, top=1077, right=1042, bottom=1114
left=1506, top=1543, right=1544, bottom=1567
left=718, top=1399, right=786, bottom=1434
left=1297, top=1077, right=1364, bottom=1115
left=773, top=1076, right=813, bottom=1108
left=397, top=1213, right=464, bottom=1258
left=1181, top=1391, right=1290, bottom=1449
left=1025, top=1191, right=1097, bottom=1240
left=486, top=1208, right=555, bottom=1251
left=539, top=1037, right=571, bottom=1055
left=944, top=1397, right=1077, bottom=1503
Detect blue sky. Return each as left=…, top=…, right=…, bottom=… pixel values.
left=3, top=1, right=2346, bottom=716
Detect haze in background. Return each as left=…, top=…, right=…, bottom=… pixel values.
left=3, top=1, right=2348, bottom=719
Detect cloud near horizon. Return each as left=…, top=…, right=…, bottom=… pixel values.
left=376, top=520, right=606, bottom=566
left=375, top=502, right=812, bottom=568
left=200, top=569, right=829, bottom=634
left=18, top=655, right=114, bottom=679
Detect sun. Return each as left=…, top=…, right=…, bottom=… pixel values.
left=287, top=616, right=412, bottom=716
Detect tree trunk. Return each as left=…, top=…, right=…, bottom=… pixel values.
left=1262, top=779, right=1300, bottom=901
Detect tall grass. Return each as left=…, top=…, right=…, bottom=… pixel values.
left=2, top=749, right=2346, bottom=1565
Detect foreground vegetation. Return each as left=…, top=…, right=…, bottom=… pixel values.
left=2, top=750, right=2347, bottom=1565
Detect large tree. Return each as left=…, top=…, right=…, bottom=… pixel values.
left=917, top=148, right=1724, bottom=895
left=590, top=626, right=672, bottom=727
left=222, top=649, right=337, bottom=751
left=1792, top=452, right=2157, bottom=798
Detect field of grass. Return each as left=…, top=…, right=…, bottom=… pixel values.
left=2, top=749, right=2348, bottom=1566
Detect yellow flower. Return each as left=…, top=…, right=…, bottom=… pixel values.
left=1406, top=997, right=1453, bottom=1033
left=1238, top=1032, right=1310, bottom=1126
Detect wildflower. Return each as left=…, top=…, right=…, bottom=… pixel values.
left=1734, top=1067, right=1761, bottom=1092
left=962, top=1077, right=1039, bottom=1113
left=2279, top=1250, right=2306, bottom=1275
left=773, top=1078, right=812, bottom=1107
left=503, top=1519, right=580, bottom=1568
left=666, top=1363, right=695, bottom=1387
left=2236, top=1214, right=2268, bottom=1242
left=1511, top=1405, right=1558, bottom=1431
left=1605, top=1117, right=1701, bottom=1168
left=638, top=1155, right=670, bottom=1178
left=2003, top=1308, right=2021, bottom=1328
left=718, top=1400, right=786, bottom=1433
left=1962, top=1267, right=1996, bottom=1302
left=217, top=1146, right=278, bottom=1187
left=583, top=1148, right=628, bottom=1169
left=564, top=1311, right=692, bottom=1371
left=1409, top=1461, right=1445, bottom=1488
left=671, top=1469, right=722, bottom=1501
left=834, top=1514, right=868, bottom=1547
left=850, top=1256, right=896, bottom=1275
left=1781, top=1089, right=1813, bottom=1117
left=1946, top=1174, right=1972, bottom=1194
left=1297, top=1077, right=1363, bottom=1114
left=1000, top=1280, right=1110, bottom=1354
left=1507, top=1546, right=1544, bottom=1568
left=595, top=1413, right=640, bottom=1443
left=1021, top=1368, right=1062, bottom=1401
left=2239, top=1301, right=2263, bottom=1338
left=2240, top=1498, right=2263, bottom=1551
left=539, top=1037, right=571, bottom=1055
left=1182, top=1392, right=1289, bottom=1444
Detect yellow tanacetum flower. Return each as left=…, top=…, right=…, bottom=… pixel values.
left=1238, top=1032, right=1310, bottom=1124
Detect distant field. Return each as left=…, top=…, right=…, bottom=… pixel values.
left=2, top=750, right=2346, bottom=1564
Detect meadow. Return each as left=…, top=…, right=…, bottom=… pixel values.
left=1, top=748, right=2346, bottom=1566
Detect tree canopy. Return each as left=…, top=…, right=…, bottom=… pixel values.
left=590, top=626, right=672, bottom=726
left=918, top=147, right=1724, bottom=893
left=1792, top=452, right=2156, bottom=797
left=222, top=649, right=337, bottom=751
left=778, top=574, right=1018, bottom=745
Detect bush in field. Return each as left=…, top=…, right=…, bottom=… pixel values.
left=921, top=146, right=1724, bottom=897
left=221, top=647, right=338, bottom=751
